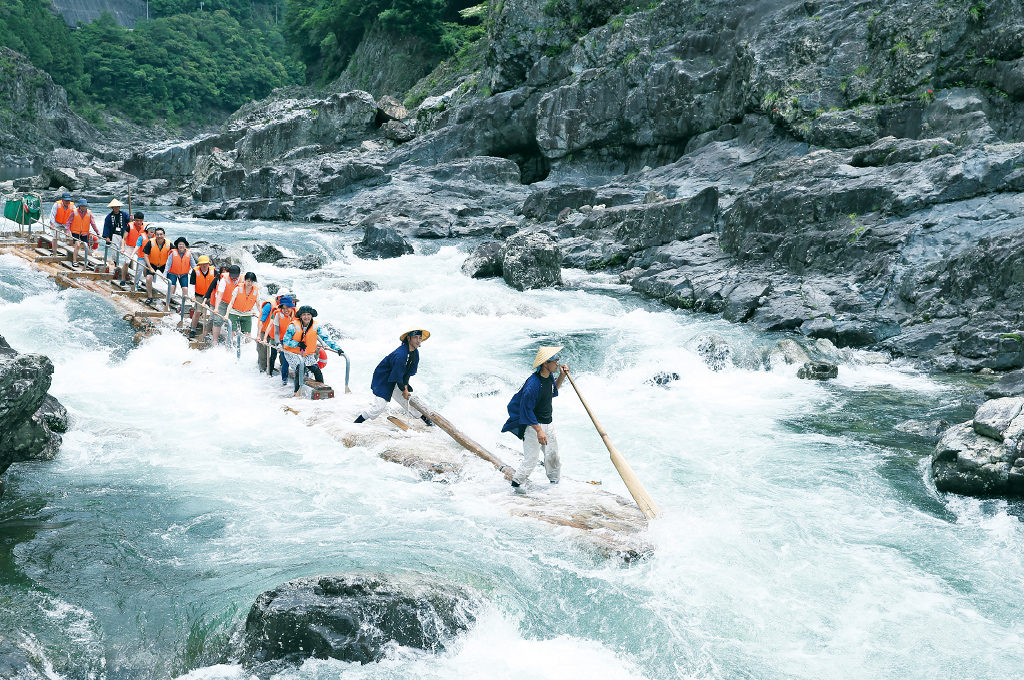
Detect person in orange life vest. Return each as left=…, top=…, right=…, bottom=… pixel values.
left=187, top=255, right=217, bottom=339
left=255, top=288, right=298, bottom=373
left=225, top=271, right=261, bottom=338
left=63, top=198, right=99, bottom=267
left=141, top=227, right=171, bottom=304
left=259, top=295, right=297, bottom=382
left=47, top=191, right=74, bottom=232
left=133, top=223, right=155, bottom=289
left=120, top=213, right=146, bottom=283
left=165, top=237, right=196, bottom=301
left=210, top=265, right=243, bottom=345
left=282, top=306, right=343, bottom=397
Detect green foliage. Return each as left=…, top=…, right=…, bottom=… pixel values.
left=0, top=0, right=302, bottom=125
left=283, top=0, right=483, bottom=83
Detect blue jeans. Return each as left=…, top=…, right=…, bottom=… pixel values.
left=280, top=353, right=289, bottom=384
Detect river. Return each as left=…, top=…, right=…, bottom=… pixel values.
left=0, top=213, right=1021, bottom=680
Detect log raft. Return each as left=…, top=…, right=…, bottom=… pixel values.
left=0, top=227, right=653, bottom=560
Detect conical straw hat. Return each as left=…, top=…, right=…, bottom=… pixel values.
left=107, top=199, right=124, bottom=207
left=400, top=328, right=431, bottom=342
left=533, top=345, right=564, bottom=368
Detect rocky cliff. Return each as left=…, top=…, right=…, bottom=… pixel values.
left=29, top=0, right=1024, bottom=372
left=0, top=47, right=98, bottom=165
left=0, top=336, right=68, bottom=498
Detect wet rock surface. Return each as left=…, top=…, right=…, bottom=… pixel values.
left=461, top=240, right=503, bottom=278
left=0, top=336, right=68, bottom=497
left=797, top=360, right=839, bottom=381
left=932, top=396, right=1024, bottom=498
left=241, top=572, right=476, bottom=668
left=353, top=221, right=414, bottom=259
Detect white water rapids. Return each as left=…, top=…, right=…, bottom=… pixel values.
left=1, top=214, right=1022, bottom=679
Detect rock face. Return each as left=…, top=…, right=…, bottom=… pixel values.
left=932, top=397, right=1024, bottom=497
left=0, top=48, right=98, bottom=165
left=354, top=221, right=414, bottom=259
left=244, top=243, right=286, bottom=264
left=0, top=336, right=68, bottom=497
left=241, top=573, right=476, bottom=668
left=501, top=230, right=562, bottom=290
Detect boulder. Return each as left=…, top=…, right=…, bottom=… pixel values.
left=520, top=185, right=598, bottom=221
left=381, top=120, right=415, bottom=143
left=354, top=221, right=414, bottom=260
left=686, top=334, right=733, bottom=372
left=0, top=336, right=67, bottom=496
left=244, top=243, right=286, bottom=264
left=985, top=369, right=1024, bottom=399
left=797, top=360, right=838, bottom=380
left=240, top=572, right=476, bottom=668
left=461, top=241, right=503, bottom=279
left=972, top=398, right=1024, bottom=442
left=500, top=230, right=562, bottom=290
left=376, top=95, right=409, bottom=121
left=331, top=279, right=379, bottom=292
left=273, top=254, right=325, bottom=271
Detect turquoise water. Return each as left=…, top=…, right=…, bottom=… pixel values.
left=0, top=215, right=1020, bottom=680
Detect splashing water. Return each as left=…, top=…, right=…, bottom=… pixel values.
left=0, top=214, right=1022, bottom=680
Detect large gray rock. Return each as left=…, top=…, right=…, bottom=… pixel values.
left=932, top=397, right=1024, bottom=497
left=241, top=573, right=476, bottom=668
left=500, top=230, right=562, bottom=290
left=0, top=336, right=67, bottom=496
left=986, top=370, right=1024, bottom=399
left=244, top=243, right=286, bottom=264
left=797, top=360, right=839, bottom=380
left=461, top=240, right=503, bottom=279
left=354, top=220, right=414, bottom=260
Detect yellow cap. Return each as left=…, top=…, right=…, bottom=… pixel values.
left=533, top=345, right=563, bottom=368
left=197, top=255, right=211, bottom=265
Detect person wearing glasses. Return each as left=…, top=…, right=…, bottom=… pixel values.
left=501, top=345, right=569, bottom=488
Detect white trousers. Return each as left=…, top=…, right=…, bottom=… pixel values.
left=362, top=387, right=423, bottom=421
left=513, top=423, right=560, bottom=485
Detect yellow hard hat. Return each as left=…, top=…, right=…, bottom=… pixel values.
left=197, top=255, right=212, bottom=265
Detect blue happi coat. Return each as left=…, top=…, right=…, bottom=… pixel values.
left=370, top=343, right=418, bottom=401
left=500, top=372, right=558, bottom=440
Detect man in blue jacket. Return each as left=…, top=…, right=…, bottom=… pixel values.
left=501, top=345, right=569, bottom=488
left=355, top=328, right=433, bottom=426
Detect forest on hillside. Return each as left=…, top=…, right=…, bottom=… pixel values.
left=0, top=0, right=486, bottom=125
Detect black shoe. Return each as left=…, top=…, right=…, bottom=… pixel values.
left=144, top=297, right=154, bottom=305
left=510, top=480, right=520, bottom=488
left=188, top=329, right=197, bottom=338
left=550, top=480, right=559, bottom=485
left=421, top=415, right=434, bottom=427
left=354, top=415, right=366, bottom=424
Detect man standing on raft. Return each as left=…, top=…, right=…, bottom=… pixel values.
left=501, top=345, right=569, bottom=488
left=355, top=328, right=433, bottom=426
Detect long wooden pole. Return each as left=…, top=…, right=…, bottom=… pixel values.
left=408, top=395, right=514, bottom=480
left=565, top=373, right=659, bottom=519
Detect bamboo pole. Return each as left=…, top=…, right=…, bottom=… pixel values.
left=565, top=373, right=660, bottom=519
left=408, top=395, right=514, bottom=480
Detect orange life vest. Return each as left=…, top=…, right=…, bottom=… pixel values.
left=69, top=209, right=92, bottom=235
left=192, top=266, right=215, bottom=296
left=167, top=249, right=191, bottom=276
left=283, top=320, right=318, bottom=355
left=146, top=239, right=171, bottom=267
left=136, top=236, right=149, bottom=259
left=125, top=222, right=144, bottom=248
left=231, top=283, right=258, bottom=313
left=216, top=274, right=239, bottom=307
left=270, top=309, right=293, bottom=341
left=259, top=300, right=278, bottom=335
left=54, top=201, right=73, bottom=227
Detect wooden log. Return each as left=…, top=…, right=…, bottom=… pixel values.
left=408, top=395, right=514, bottom=480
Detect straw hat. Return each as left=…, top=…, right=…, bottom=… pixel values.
left=533, top=345, right=564, bottom=368
left=400, top=328, right=430, bottom=342
left=107, top=199, right=124, bottom=208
